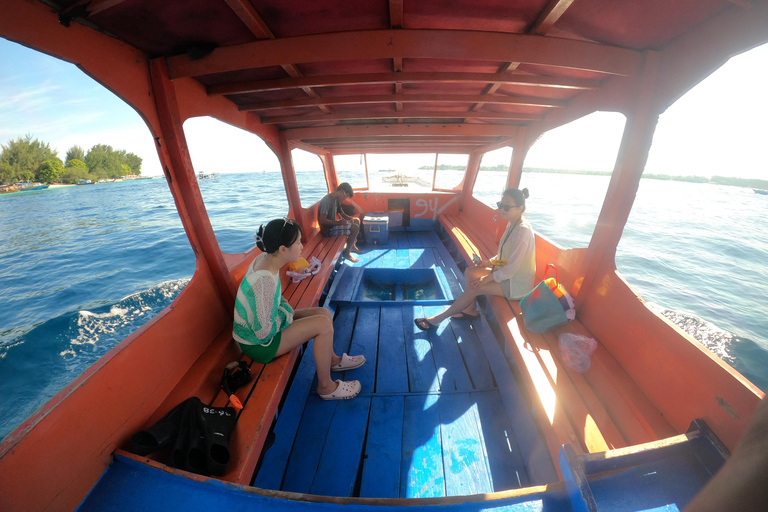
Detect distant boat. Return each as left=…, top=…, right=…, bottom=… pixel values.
left=76, top=179, right=96, bottom=185
left=197, top=172, right=220, bottom=180
left=754, top=188, right=768, bottom=195
left=16, top=182, right=50, bottom=191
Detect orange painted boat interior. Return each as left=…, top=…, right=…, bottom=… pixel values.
left=1, top=0, right=767, bottom=509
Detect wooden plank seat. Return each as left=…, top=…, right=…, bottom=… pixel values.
left=123, top=232, right=347, bottom=485
left=437, top=213, right=676, bottom=472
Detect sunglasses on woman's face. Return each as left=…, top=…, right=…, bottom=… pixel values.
left=496, top=201, right=519, bottom=212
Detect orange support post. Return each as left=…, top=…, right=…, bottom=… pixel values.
left=506, top=127, right=528, bottom=190
left=577, top=52, right=661, bottom=306
left=149, top=59, right=235, bottom=312
left=278, top=132, right=312, bottom=238
left=458, top=149, right=482, bottom=211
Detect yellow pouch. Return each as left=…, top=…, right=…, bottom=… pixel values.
left=490, top=258, right=507, bottom=266
left=288, top=258, right=310, bottom=271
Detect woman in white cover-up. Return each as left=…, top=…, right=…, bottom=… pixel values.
left=414, top=188, right=536, bottom=331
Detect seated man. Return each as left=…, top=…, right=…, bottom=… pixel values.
left=317, top=182, right=361, bottom=262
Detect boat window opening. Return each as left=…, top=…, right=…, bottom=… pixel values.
left=365, top=153, right=437, bottom=191
left=433, top=153, right=468, bottom=191
left=0, top=40, right=195, bottom=441
left=183, top=117, right=288, bottom=254
left=333, top=154, right=368, bottom=190
left=290, top=148, right=328, bottom=208
left=472, top=146, right=514, bottom=206
left=618, top=43, right=768, bottom=391
left=521, top=111, right=625, bottom=249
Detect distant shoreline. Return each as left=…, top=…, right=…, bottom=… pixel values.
left=418, top=165, right=768, bottom=190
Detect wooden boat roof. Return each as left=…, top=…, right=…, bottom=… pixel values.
left=46, top=0, right=768, bottom=155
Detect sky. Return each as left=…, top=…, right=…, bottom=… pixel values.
left=1, top=37, right=766, bottom=179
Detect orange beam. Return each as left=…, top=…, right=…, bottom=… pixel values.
left=277, top=132, right=314, bottom=237
left=654, top=0, right=768, bottom=111
left=285, top=123, right=519, bottom=141
left=150, top=59, right=235, bottom=311
left=458, top=149, right=483, bottom=211
left=240, top=93, right=566, bottom=111
left=262, top=110, right=540, bottom=124
left=169, top=30, right=641, bottom=79
left=578, top=52, right=661, bottom=306
left=531, top=0, right=577, bottom=35
left=507, top=127, right=528, bottom=190
left=223, top=0, right=274, bottom=39
left=222, top=0, right=329, bottom=113
left=389, top=0, right=404, bottom=28
left=208, top=71, right=601, bottom=95
left=470, top=62, right=520, bottom=112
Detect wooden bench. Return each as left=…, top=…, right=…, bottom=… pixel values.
left=438, top=213, right=676, bottom=469
left=127, top=232, right=347, bottom=485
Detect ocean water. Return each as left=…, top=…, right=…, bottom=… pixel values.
left=1, top=171, right=766, bottom=440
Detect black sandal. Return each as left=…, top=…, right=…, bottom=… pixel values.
left=414, top=318, right=437, bottom=331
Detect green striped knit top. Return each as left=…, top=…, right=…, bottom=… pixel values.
left=233, top=254, right=294, bottom=346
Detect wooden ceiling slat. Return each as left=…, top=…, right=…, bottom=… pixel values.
left=207, top=71, right=600, bottom=96
left=471, top=62, right=521, bottom=112
left=240, top=93, right=566, bottom=111
left=329, top=147, right=479, bottom=155
left=59, top=0, right=128, bottom=19
left=286, top=124, right=519, bottom=141
left=263, top=110, right=539, bottom=124
left=389, top=0, right=404, bottom=28
left=169, top=30, right=640, bottom=79
left=222, top=0, right=330, bottom=113
left=223, top=0, right=275, bottom=39
left=531, top=0, right=578, bottom=35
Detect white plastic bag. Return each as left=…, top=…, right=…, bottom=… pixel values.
left=558, top=333, right=597, bottom=373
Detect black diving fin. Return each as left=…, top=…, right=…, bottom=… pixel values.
left=129, top=397, right=190, bottom=456
left=197, top=403, right=237, bottom=476
left=171, top=397, right=200, bottom=469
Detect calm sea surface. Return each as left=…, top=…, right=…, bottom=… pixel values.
left=1, top=171, right=766, bottom=439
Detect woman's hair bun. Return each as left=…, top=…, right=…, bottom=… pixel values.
left=521, top=188, right=529, bottom=199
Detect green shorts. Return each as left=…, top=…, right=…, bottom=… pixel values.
left=239, top=331, right=282, bottom=364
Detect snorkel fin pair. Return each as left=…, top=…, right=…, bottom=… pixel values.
left=129, top=396, right=236, bottom=476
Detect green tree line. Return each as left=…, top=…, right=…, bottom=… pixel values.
left=0, top=135, right=142, bottom=185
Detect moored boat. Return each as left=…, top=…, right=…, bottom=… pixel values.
left=754, top=188, right=768, bottom=195
left=15, top=182, right=50, bottom=191
left=1, top=1, right=766, bottom=511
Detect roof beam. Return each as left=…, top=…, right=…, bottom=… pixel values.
left=285, top=123, right=519, bottom=141
left=389, top=0, right=404, bottom=28
left=223, top=0, right=275, bottom=39
left=59, top=0, right=127, bottom=21
left=330, top=146, right=479, bottom=155
left=208, top=71, right=600, bottom=96
left=222, top=0, right=330, bottom=113
left=240, top=93, right=566, bottom=111
left=169, top=29, right=641, bottom=79
left=531, top=0, right=577, bottom=35
left=262, top=110, right=540, bottom=124
left=470, top=62, right=521, bottom=112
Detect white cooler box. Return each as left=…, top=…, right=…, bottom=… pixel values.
left=363, top=212, right=389, bottom=245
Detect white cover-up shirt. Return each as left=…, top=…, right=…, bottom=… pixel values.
left=492, top=217, right=536, bottom=300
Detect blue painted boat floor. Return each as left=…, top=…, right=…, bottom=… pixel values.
left=254, top=229, right=554, bottom=498
left=77, top=229, right=724, bottom=511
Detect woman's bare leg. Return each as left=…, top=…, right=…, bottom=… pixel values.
left=273, top=314, right=340, bottom=395
left=457, top=266, right=491, bottom=316
left=425, top=266, right=506, bottom=325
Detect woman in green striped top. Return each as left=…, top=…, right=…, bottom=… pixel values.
left=233, top=218, right=365, bottom=400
